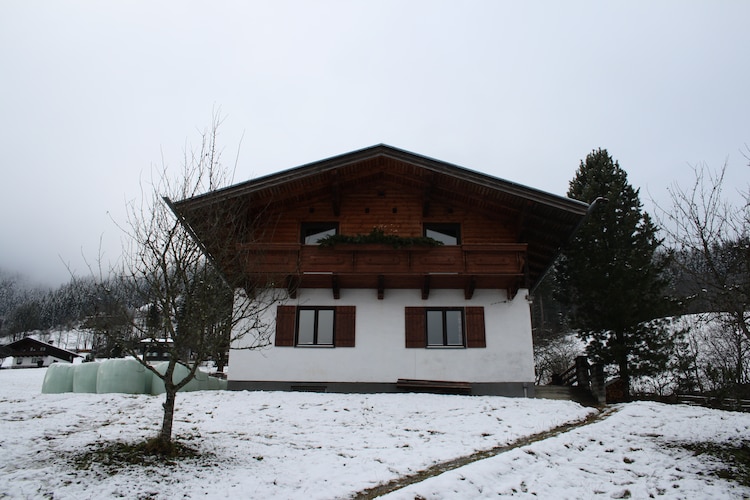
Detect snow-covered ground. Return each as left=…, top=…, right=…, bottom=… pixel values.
left=0, top=368, right=748, bottom=499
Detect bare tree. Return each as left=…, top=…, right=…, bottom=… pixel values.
left=656, top=160, right=750, bottom=394
left=669, top=314, right=750, bottom=395
left=534, top=334, right=582, bottom=385
left=92, top=114, right=279, bottom=451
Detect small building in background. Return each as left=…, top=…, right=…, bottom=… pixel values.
left=140, top=338, right=174, bottom=362
left=2, top=337, right=81, bottom=368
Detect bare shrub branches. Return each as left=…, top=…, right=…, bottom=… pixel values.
left=89, top=112, right=279, bottom=444
left=654, top=159, right=750, bottom=394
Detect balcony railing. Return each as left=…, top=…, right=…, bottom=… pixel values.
left=238, top=243, right=527, bottom=277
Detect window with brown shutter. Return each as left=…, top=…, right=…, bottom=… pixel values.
left=275, top=305, right=356, bottom=347
left=274, top=305, right=296, bottom=346
left=405, top=306, right=486, bottom=348
left=426, top=308, right=465, bottom=346
left=334, top=306, right=356, bottom=347
left=405, top=307, right=426, bottom=348
left=297, top=307, right=335, bottom=345
left=465, top=306, right=486, bottom=348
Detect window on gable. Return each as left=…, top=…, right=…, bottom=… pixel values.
left=274, top=305, right=356, bottom=347
left=301, top=222, right=338, bottom=244
left=424, top=223, right=460, bottom=245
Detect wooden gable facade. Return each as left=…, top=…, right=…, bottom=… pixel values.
left=171, top=145, right=588, bottom=396
left=172, top=144, right=588, bottom=299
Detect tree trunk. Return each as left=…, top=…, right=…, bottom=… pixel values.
left=735, top=333, right=744, bottom=388
left=736, top=308, right=750, bottom=343
left=159, top=388, right=177, bottom=444
left=616, top=328, right=631, bottom=401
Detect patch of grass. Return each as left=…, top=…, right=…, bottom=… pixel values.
left=70, top=438, right=207, bottom=474
left=680, top=441, right=750, bottom=487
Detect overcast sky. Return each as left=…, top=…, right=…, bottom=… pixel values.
left=1, top=1, right=749, bottom=287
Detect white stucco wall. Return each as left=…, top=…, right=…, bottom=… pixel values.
left=11, top=355, right=70, bottom=369
left=229, top=287, right=535, bottom=385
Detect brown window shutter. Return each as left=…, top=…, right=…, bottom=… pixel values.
left=405, top=307, right=426, bottom=348
left=334, top=306, right=356, bottom=347
left=275, top=305, right=296, bottom=346
left=465, top=306, right=486, bottom=348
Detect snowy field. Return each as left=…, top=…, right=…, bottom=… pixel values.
left=0, top=368, right=748, bottom=499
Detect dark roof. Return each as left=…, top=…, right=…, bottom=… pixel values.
left=171, top=144, right=589, bottom=289
left=176, top=144, right=586, bottom=214
left=3, top=337, right=81, bottom=362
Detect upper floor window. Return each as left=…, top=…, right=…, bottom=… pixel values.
left=301, top=222, right=338, bottom=244
left=424, top=223, right=460, bottom=245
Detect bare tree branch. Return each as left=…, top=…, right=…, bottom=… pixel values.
left=84, top=112, right=280, bottom=450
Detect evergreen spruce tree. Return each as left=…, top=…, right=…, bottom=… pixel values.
left=556, top=149, right=674, bottom=398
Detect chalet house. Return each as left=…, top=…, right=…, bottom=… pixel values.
left=140, top=339, right=174, bottom=362
left=170, top=145, right=588, bottom=396
left=3, top=337, right=81, bottom=368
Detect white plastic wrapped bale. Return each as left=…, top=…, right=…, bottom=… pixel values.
left=72, top=362, right=100, bottom=393
left=41, top=363, right=75, bottom=394
left=143, top=365, right=153, bottom=394
left=150, top=362, right=210, bottom=394
left=206, top=376, right=228, bottom=390
left=206, top=376, right=222, bottom=390
left=96, top=359, right=150, bottom=394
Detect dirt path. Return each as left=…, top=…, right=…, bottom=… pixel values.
left=350, top=405, right=620, bottom=500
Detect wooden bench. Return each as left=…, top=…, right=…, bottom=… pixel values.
left=396, top=378, right=472, bottom=395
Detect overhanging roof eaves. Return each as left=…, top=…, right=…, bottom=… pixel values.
left=170, top=145, right=590, bottom=292
left=172, top=144, right=588, bottom=217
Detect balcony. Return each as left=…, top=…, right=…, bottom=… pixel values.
left=236, top=243, right=528, bottom=298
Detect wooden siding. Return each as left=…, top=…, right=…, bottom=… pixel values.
left=226, top=178, right=529, bottom=294
left=173, top=146, right=588, bottom=291
left=238, top=244, right=526, bottom=275
left=241, top=178, right=521, bottom=246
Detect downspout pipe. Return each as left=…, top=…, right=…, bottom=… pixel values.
left=529, top=196, right=608, bottom=295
